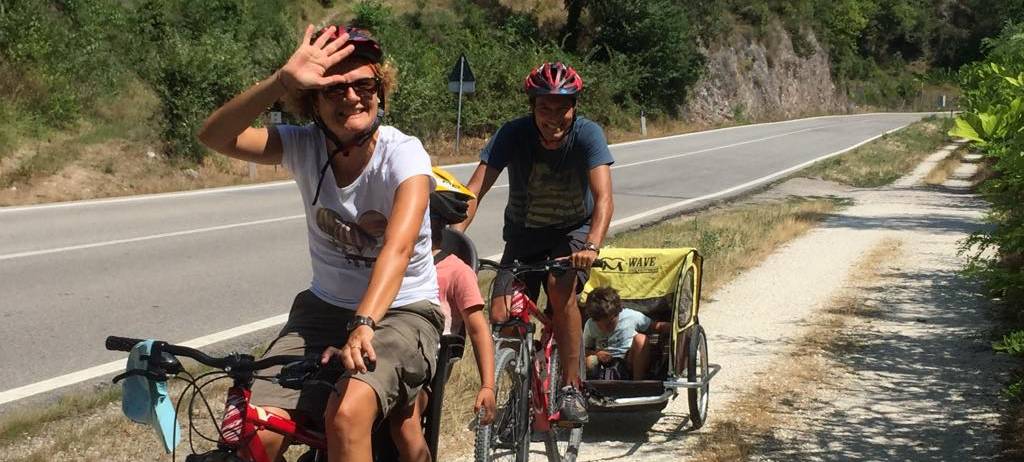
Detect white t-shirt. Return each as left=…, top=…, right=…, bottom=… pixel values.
left=277, top=124, right=439, bottom=309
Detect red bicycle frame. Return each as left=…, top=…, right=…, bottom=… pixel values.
left=217, top=385, right=325, bottom=462
left=502, top=280, right=561, bottom=433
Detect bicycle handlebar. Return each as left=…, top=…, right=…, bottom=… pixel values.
left=106, top=335, right=308, bottom=373
left=478, top=258, right=604, bottom=275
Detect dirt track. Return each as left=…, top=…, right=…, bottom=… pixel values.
left=520, top=145, right=1015, bottom=461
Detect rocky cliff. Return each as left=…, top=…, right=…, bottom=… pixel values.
left=684, top=21, right=849, bottom=124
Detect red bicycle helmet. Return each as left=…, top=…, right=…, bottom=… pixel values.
left=524, top=62, right=584, bottom=97
left=313, top=25, right=383, bottom=63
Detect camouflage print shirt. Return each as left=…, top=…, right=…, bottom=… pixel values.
left=480, top=115, right=614, bottom=241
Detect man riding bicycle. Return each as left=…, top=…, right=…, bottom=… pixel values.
left=455, top=62, right=614, bottom=424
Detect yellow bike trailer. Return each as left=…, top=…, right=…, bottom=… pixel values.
left=582, top=247, right=720, bottom=429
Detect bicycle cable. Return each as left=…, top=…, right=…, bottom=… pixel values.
left=171, top=370, right=200, bottom=462
left=187, top=371, right=232, bottom=446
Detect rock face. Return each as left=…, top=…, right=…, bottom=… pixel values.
left=684, top=21, right=849, bottom=124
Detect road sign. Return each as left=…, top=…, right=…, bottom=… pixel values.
left=448, top=54, right=476, bottom=154
left=448, top=54, right=476, bottom=94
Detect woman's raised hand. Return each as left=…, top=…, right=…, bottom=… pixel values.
left=279, top=25, right=355, bottom=91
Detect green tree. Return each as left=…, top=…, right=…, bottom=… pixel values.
left=582, top=0, right=704, bottom=116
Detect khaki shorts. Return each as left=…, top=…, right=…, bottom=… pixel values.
left=250, top=291, right=443, bottom=420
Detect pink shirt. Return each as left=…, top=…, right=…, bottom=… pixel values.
left=436, top=254, right=485, bottom=335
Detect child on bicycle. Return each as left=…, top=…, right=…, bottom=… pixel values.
left=583, top=287, right=666, bottom=381
left=388, top=168, right=497, bottom=462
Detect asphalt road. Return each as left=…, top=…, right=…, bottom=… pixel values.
left=0, top=112, right=931, bottom=405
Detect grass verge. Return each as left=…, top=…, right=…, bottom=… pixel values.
left=0, top=388, right=122, bottom=447
left=801, top=116, right=954, bottom=187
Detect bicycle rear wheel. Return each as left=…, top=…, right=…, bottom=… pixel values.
left=475, top=345, right=531, bottom=462
left=543, top=343, right=583, bottom=462
left=687, top=325, right=710, bottom=429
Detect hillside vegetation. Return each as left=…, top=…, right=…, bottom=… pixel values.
left=0, top=0, right=1021, bottom=193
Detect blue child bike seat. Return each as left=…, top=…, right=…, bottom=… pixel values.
left=122, top=339, right=180, bottom=453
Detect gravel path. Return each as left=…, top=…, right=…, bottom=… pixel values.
left=551, top=144, right=1014, bottom=461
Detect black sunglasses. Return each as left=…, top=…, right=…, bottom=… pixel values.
left=321, top=77, right=381, bottom=98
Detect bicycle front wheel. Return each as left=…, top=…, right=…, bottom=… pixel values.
left=543, top=343, right=583, bottom=462
left=475, top=345, right=531, bottom=462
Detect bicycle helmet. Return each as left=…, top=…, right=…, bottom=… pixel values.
left=524, top=62, right=584, bottom=97
left=430, top=166, right=475, bottom=224
left=312, top=25, right=383, bottom=63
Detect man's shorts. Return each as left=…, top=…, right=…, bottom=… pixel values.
left=493, top=224, right=592, bottom=303
left=250, top=291, right=443, bottom=419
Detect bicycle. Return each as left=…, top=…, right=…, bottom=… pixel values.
left=105, top=334, right=447, bottom=462
left=105, top=335, right=338, bottom=461
left=473, top=258, right=600, bottom=462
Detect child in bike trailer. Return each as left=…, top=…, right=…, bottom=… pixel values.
left=389, top=167, right=498, bottom=462
left=456, top=62, right=614, bottom=425
left=198, top=25, right=443, bottom=461
left=582, top=287, right=668, bottom=381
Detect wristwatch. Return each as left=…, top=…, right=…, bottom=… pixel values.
left=583, top=241, right=601, bottom=254
left=347, top=315, right=376, bottom=332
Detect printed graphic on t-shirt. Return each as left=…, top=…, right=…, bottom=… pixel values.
left=524, top=161, right=586, bottom=228
left=315, top=207, right=387, bottom=267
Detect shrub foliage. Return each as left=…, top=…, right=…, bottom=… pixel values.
left=1, top=0, right=1021, bottom=160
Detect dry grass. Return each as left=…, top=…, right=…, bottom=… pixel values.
left=610, top=197, right=841, bottom=296
left=0, top=349, right=272, bottom=462
left=924, top=149, right=964, bottom=185
left=801, top=117, right=954, bottom=187
left=0, top=388, right=122, bottom=447
left=0, top=379, right=231, bottom=462
left=689, top=238, right=904, bottom=462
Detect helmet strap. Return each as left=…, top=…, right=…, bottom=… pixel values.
left=310, top=108, right=382, bottom=206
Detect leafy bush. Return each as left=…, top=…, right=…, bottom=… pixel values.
left=995, top=329, right=1024, bottom=357
left=583, top=0, right=704, bottom=116
left=0, top=0, right=131, bottom=127
left=952, top=22, right=1024, bottom=311
left=362, top=0, right=641, bottom=141
left=129, top=0, right=295, bottom=160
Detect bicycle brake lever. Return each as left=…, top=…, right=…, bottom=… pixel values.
left=112, top=368, right=169, bottom=384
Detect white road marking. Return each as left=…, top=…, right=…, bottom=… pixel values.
left=608, top=123, right=912, bottom=228
left=488, top=121, right=846, bottom=190
left=0, top=113, right=931, bottom=214
left=0, top=215, right=305, bottom=261
left=3, top=121, right=845, bottom=258
left=0, top=314, right=289, bottom=406
left=484, top=123, right=910, bottom=257
left=0, top=180, right=295, bottom=214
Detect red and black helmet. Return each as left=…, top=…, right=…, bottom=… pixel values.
left=313, top=25, right=383, bottom=63
left=524, top=62, right=584, bottom=97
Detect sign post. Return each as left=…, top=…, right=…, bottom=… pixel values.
left=447, top=54, right=476, bottom=155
